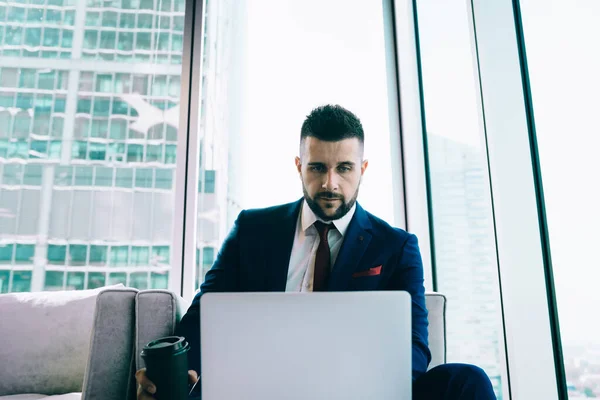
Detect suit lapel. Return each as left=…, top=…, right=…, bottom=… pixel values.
left=327, top=203, right=373, bottom=291
left=265, top=199, right=302, bottom=291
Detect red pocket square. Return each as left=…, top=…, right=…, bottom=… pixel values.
left=352, top=265, right=382, bottom=278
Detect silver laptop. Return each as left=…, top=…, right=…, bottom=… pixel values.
left=200, top=291, right=412, bottom=400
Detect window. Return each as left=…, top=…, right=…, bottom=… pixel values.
left=415, top=0, right=507, bottom=397
left=44, top=271, right=64, bottom=291
left=66, top=272, right=85, bottom=290
left=151, top=246, right=170, bottom=265
left=115, top=168, right=133, bottom=188
left=0, top=270, right=9, bottom=293
left=90, top=245, right=108, bottom=265
left=69, top=245, right=88, bottom=266
left=180, top=0, right=402, bottom=298
left=24, top=165, right=43, bottom=186
left=108, top=272, right=126, bottom=285
left=48, top=245, right=67, bottom=265
left=130, top=272, right=148, bottom=289
left=15, top=244, right=35, bottom=264
left=0, top=244, right=14, bottom=264
left=110, top=246, right=129, bottom=267
left=11, top=271, right=32, bottom=292
left=84, top=30, right=98, bottom=49
left=135, top=168, right=153, bottom=188
left=155, top=169, right=172, bottom=190
left=520, top=0, right=600, bottom=397
left=203, top=170, right=215, bottom=194
left=151, top=271, right=168, bottom=289
left=95, top=167, right=113, bottom=187
left=0, top=0, right=185, bottom=296
left=131, top=246, right=149, bottom=266
left=87, top=272, right=105, bottom=289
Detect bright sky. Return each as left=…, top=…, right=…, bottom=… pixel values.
left=237, top=0, right=600, bottom=346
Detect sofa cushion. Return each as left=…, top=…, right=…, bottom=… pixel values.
left=0, top=285, right=122, bottom=396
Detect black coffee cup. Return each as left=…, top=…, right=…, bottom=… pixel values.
left=141, top=336, right=190, bottom=400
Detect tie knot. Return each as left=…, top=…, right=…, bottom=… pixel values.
left=314, top=221, right=332, bottom=240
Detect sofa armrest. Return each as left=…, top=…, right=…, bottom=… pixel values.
left=81, top=287, right=139, bottom=400
left=135, top=290, right=190, bottom=371
left=425, top=292, right=447, bottom=370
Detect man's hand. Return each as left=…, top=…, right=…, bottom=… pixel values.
left=136, top=368, right=199, bottom=399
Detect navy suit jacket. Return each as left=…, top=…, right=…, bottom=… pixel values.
left=177, top=199, right=431, bottom=381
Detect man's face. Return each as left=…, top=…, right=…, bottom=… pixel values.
left=295, top=137, right=368, bottom=221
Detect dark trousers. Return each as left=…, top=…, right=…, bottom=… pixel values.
left=413, top=363, right=497, bottom=400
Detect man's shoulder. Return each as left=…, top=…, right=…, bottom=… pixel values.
left=362, top=207, right=413, bottom=242
left=238, top=199, right=301, bottom=223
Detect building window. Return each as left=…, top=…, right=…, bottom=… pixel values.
left=12, top=271, right=32, bottom=292
left=87, top=272, right=106, bottom=289
left=47, top=245, right=67, bottom=265
left=204, top=170, right=216, bottom=194
left=110, top=246, right=129, bottom=267
left=131, top=246, right=149, bottom=266
left=15, top=244, right=34, bottom=264
left=0, top=270, right=9, bottom=293
left=90, top=245, right=108, bottom=266
left=151, top=246, right=170, bottom=265
left=69, top=245, right=88, bottom=266
left=0, top=244, right=14, bottom=264
left=67, top=272, right=85, bottom=290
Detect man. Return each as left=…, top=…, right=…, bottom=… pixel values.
left=137, top=105, right=496, bottom=399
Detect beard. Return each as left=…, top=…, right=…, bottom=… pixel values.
left=303, top=185, right=359, bottom=221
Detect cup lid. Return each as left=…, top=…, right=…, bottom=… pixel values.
left=142, top=336, right=189, bottom=356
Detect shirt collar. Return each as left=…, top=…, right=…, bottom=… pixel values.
left=301, top=199, right=356, bottom=237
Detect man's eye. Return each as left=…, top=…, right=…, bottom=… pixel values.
left=309, top=166, right=325, bottom=172
left=337, top=166, right=351, bottom=173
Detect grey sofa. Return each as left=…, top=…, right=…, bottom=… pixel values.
left=0, top=288, right=446, bottom=400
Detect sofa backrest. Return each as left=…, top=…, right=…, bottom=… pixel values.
left=81, top=287, right=139, bottom=400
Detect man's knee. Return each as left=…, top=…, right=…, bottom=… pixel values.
left=430, top=363, right=491, bottom=383
left=453, top=364, right=489, bottom=382
left=414, top=363, right=496, bottom=400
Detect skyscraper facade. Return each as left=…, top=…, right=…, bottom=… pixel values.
left=0, top=0, right=243, bottom=293
left=428, top=133, right=506, bottom=399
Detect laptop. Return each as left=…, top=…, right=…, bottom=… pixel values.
left=199, top=291, right=412, bottom=400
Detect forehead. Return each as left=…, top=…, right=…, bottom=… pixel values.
left=301, top=137, right=362, bottom=162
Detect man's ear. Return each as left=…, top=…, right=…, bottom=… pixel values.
left=361, top=159, right=369, bottom=175
left=295, top=156, right=302, bottom=174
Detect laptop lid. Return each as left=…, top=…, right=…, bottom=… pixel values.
left=200, top=291, right=412, bottom=400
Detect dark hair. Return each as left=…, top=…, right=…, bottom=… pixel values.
left=300, top=104, right=364, bottom=144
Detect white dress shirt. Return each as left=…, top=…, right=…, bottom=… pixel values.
left=285, top=200, right=356, bottom=292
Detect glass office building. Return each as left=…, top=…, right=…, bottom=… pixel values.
left=0, top=0, right=240, bottom=292
left=429, top=133, right=505, bottom=397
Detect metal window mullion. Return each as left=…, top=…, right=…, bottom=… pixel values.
left=171, top=0, right=205, bottom=299
left=381, top=0, right=407, bottom=233
left=390, top=0, right=434, bottom=291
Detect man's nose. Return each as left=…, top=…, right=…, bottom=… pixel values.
left=322, top=169, right=339, bottom=191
